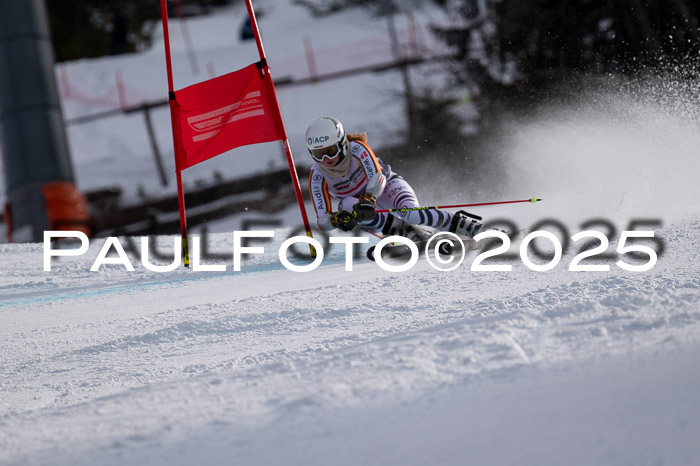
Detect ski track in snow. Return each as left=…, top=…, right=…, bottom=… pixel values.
left=1, top=218, right=699, bottom=464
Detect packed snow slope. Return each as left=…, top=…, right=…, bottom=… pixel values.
left=2, top=0, right=700, bottom=464
left=1, top=215, right=700, bottom=465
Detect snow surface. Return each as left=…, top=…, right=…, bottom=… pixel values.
left=2, top=1, right=700, bottom=465
left=2, top=219, right=700, bottom=465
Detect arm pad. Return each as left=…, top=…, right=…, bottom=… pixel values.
left=365, top=173, right=386, bottom=198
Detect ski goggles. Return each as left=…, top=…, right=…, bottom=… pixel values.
left=310, top=143, right=342, bottom=162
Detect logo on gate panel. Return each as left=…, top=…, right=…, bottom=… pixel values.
left=187, top=91, right=263, bottom=133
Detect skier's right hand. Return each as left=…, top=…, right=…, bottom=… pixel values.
left=353, top=193, right=377, bottom=222
left=331, top=210, right=357, bottom=232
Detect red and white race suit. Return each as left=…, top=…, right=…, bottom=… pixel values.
left=308, top=140, right=453, bottom=234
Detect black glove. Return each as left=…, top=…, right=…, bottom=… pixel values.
left=353, top=193, right=377, bottom=222
left=331, top=210, right=357, bottom=232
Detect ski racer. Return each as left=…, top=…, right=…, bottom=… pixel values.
left=306, top=116, right=482, bottom=240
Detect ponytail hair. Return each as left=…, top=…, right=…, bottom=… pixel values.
left=347, top=132, right=368, bottom=143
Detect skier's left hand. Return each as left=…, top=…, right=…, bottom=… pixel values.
left=353, top=193, right=377, bottom=222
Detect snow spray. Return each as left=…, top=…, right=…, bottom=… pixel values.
left=501, top=71, right=700, bottom=225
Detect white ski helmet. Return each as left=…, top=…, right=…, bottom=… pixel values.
left=305, top=117, right=348, bottom=163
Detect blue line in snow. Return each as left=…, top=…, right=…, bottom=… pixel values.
left=0, top=254, right=351, bottom=309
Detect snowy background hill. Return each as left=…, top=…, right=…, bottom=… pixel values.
left=2, top=1, right=700, bottom=465
left=2, top=0, right=452, bottom=211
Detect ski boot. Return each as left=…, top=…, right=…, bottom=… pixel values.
left=381, top=215, right=425, bottom=243
left=448, top=210, right=482, bottom=238
left=366, top=215, right=425, bottom=261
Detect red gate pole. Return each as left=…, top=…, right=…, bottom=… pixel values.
left=244, top=0, right=316, bottom=255
left=159, top=0, right=190, bottom=267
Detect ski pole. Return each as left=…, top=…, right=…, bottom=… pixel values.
left=375, top=197, right=542, bottom=214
